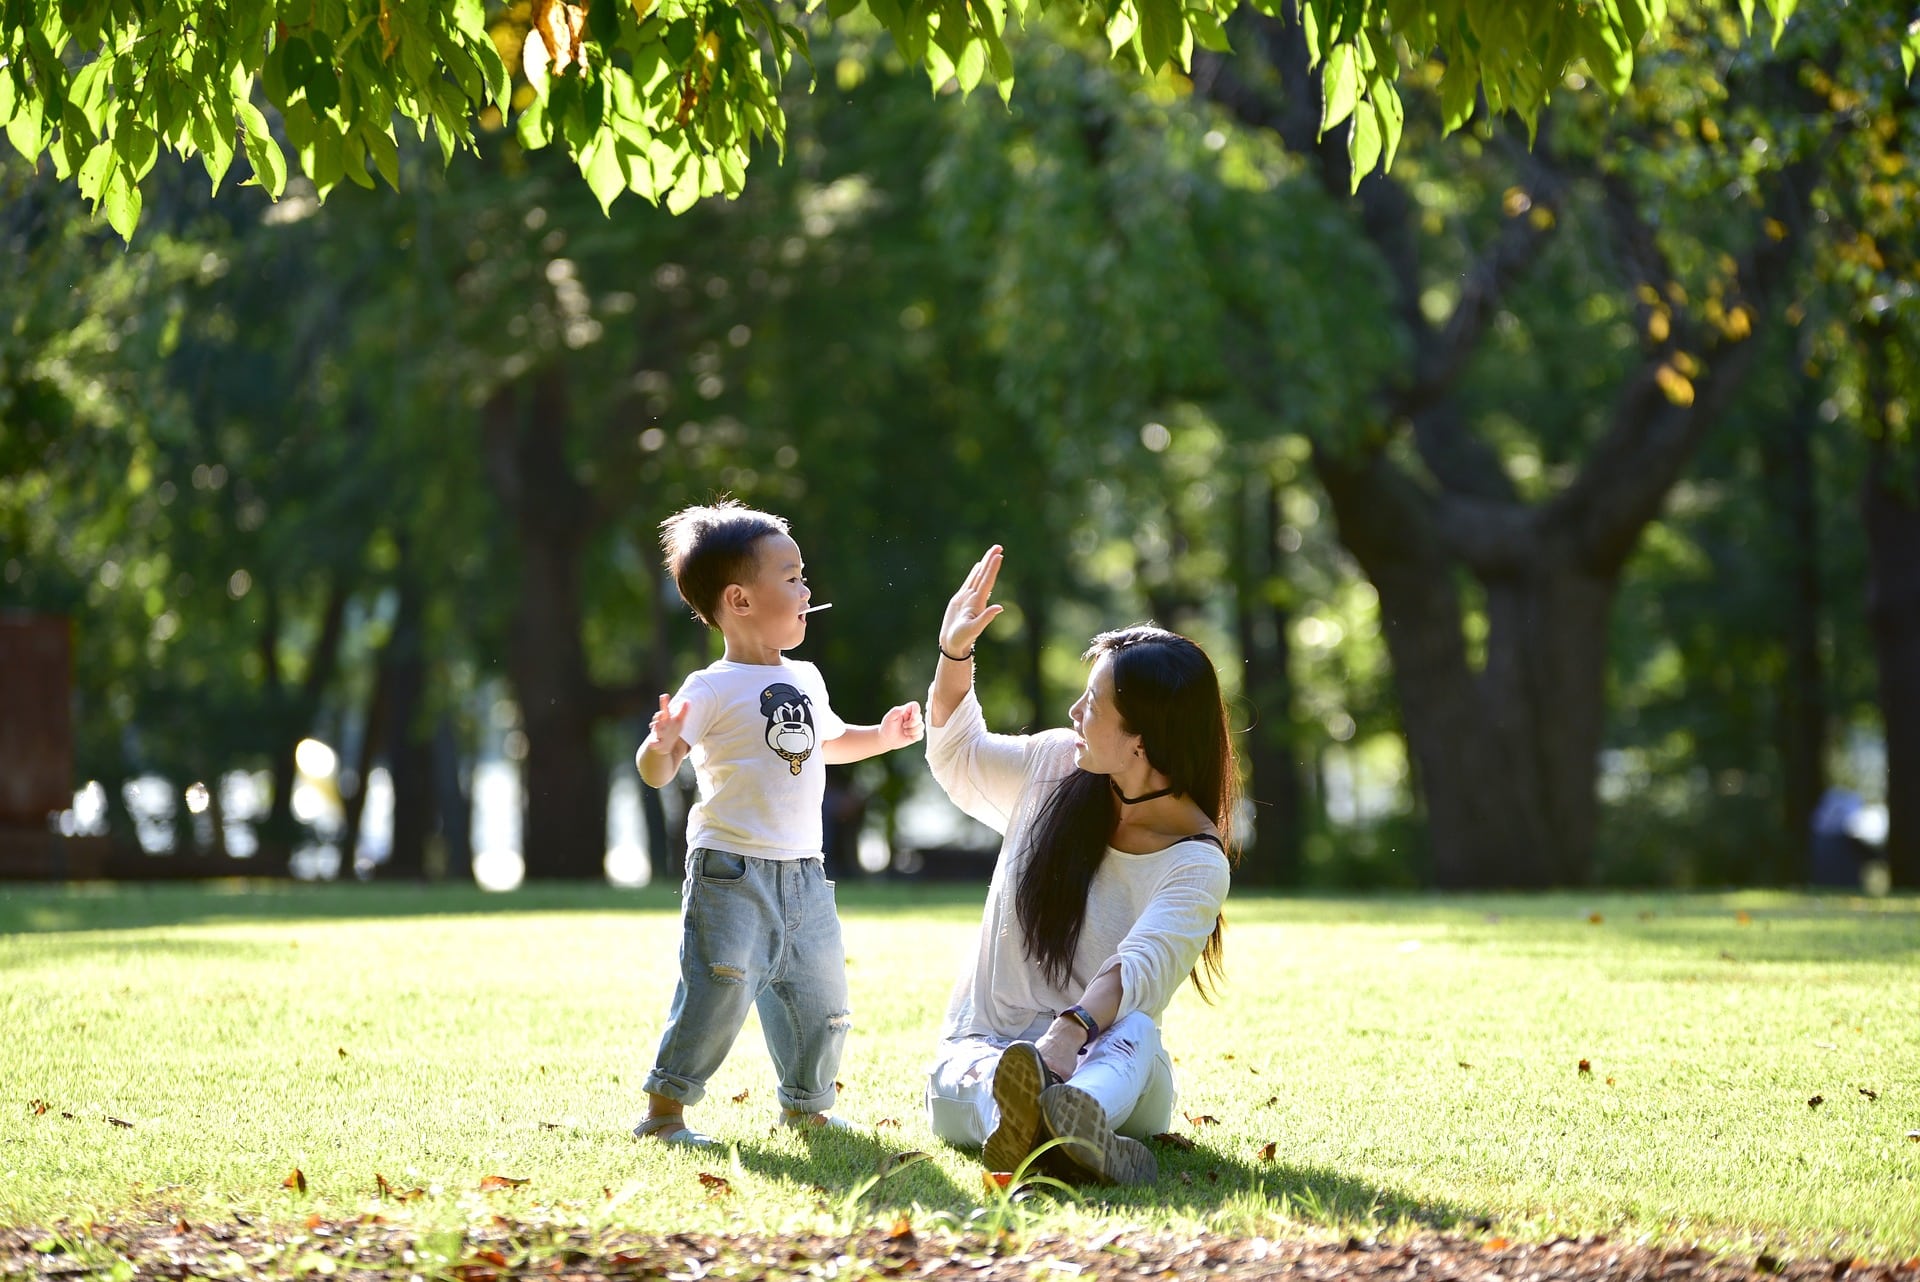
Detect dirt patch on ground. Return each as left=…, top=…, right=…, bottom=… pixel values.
left=4, top=1220, right=1919, bottom=1282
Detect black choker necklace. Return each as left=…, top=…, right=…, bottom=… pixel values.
left=1111, top=780, right=1174, bottom=805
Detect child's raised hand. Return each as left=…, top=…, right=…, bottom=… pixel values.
left=881, top=701, right=924, bottom=749
left=649, top=693, right=690, bottom=751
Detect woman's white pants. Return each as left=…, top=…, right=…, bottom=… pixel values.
left=924, top=1010, right=1176, bottom=1147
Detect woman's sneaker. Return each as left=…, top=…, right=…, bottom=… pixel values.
left=982, top=1042, right=1049, bottom=1173
left=1037, top=1083, right=1157, bottom=1185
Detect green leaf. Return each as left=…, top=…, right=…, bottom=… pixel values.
left=516, top=97, right=552, bottom=148
left=1136, top=0, right=1182, bottom=69
left=6, top=91, right=44, bottom=162
left=1320, top=41, right=1359, bottom=134
left=102, top=164, right=140, bottom=239
left=1904, top=17, right=1919, bottom=80
left=118, top=120, right=158, bottom=180
left=1107, top=1, right=1139, bottom=55
left=1576, top=14, right=1631, bottom=97
left=243, top=123, right=288, bottom=197
left=363, top=124, right=399, bottom=188
left=580, top=132, right=625, bottom=212
left=954, top=39, right=986, bottom=93
left=473, top=34, right=511, bottom=106
left=191, top=107, right=235, bottom=192
left=1347, top=97, right=1380, bottom=190
left=1188, top=8, right=1232, bottom=53
left=1373, top=79, right=1404, bottom=171
left=1616, top=0, right=1653, bottom=46
left=76, top=140, right=114, bottom=204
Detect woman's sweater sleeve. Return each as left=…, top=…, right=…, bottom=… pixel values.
left=923, top=687, right=1037, bottom=835
left=1105, top=848, right=1232, bottom=1023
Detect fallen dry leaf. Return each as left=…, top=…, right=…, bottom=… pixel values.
left=1588, top=912, right=1604, bottom=925
left=730, top=1089, right=750, bottom=1104
left=877, top=1151, right=927, bottom=1178
left=1487, top=1237, right=1512, bottom=1250
left=1184, top=1112, right=1220, bottom=1127
left=283, top=1169, right=307, bottom=1194
left=1457, top=1062, right=1473, bottom=1070
left=1735, top=910, right=1752, bottom=925
left=1578, top=1060, right=1592, bottom=1076
left=29, top=1100, right=48, bottom=1116
left=1257, top=1142, right=1277, bottom=1161
left=478, top=1175, right=529, bottom=1191
left=107, top=1117, right=133, bottom=1128
left=337, top=1047, right=348, bottom=1058
left=886, top=1214, right=915, bottom=1242
left=1262, top=1095, right=1278, bottom=1107
left=1606, top=1076, right=1617, bottom=1087
left=1152, top=1132, right=1197, bottom=1151
left=473, top=1250, right=510, bottom=1268
left=875, top=1117, right=901, bottom=1129
left=983, top=1171, right=1013, bottom=1191
left=1907, top=1131, right=1920, bottom=1142
left=1859, top=1088, right=1878, bottom=1102
left=374, top=1172, right=428, bottom=1202
left=1808, top=1096, right=1824, bottom=1109
left=697, top=1172, right=733, bottom=1197
left=304, top=1214, right=323, bottom=1231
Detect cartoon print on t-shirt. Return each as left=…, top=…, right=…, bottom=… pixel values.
left=759, top=683, right=817, bottom=775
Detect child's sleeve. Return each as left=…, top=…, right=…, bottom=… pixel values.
left=923, top=687, right=1036, bottom=834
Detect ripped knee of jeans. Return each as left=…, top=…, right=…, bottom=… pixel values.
left=827, top=1009, right=853, bottom=1033
left=707, top=962, right=747, bottom=984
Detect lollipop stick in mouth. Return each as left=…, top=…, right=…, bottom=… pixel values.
left=804, top=603, right=834, bottom=614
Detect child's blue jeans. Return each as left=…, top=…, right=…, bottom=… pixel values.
left=643, top=848, right=850, bottom=1116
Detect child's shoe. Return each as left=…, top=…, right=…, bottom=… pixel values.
left=779, top=1109, right=859, bottom=1131
left=633, top=1114, right=718, bottom=1147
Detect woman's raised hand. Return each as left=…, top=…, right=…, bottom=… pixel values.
left=940, top=545, right=1005, bottom=658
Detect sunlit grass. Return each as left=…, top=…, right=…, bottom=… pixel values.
left=1, top=884, right=1915, bottom=1258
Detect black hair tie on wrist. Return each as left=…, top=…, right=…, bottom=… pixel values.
left=939, top=642, right=975, bottom=662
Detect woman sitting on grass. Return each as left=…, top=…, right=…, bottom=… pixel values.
left=921, top=545, right=1237, bottom=1186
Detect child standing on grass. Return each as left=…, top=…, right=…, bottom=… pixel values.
left=633, top=500, right=923, bottom=1147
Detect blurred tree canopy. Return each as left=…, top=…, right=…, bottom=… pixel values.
left=0, top=0, right=1836, bottom=235
left=3, top=0, right=1915, bottom=890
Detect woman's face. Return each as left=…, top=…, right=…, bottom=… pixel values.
left=1069, top=654, right=1141, bottom=777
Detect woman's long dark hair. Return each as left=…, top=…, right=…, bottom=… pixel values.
left=1013, top=625, right=1240, bottom=1001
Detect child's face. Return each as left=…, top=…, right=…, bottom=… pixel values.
left=731, top=532, right=813, bottom=652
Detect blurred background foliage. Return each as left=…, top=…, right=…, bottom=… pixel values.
left=2, top=2, right=1914, bottom=892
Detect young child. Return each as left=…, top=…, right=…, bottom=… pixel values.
left=633, top=500, right=923, bottom=1146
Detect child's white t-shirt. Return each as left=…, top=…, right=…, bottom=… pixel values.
left=673, top=657, right=848, bottom=862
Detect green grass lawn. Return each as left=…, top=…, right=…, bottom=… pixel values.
left=1, top=883, right=1916, bottom=1259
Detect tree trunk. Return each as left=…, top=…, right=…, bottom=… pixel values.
left=1765, top=382, right=1828, bottom=881
left=432, top=714, right=473, bottom=879
left=1862, top=422, right=1920, bottom=891
left=383, top=565, right=434, bottom=880
left=1232, top=470, right=1304, bottom=885
left=483, top=368, right=607, bottom=881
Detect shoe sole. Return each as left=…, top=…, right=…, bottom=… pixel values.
left=982, top=1042, right=1047, bottom=1173
left=1039, top=1084, right=1157, bottom=1185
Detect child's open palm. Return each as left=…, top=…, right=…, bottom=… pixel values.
left=649, top=693, right=691, bottom=752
